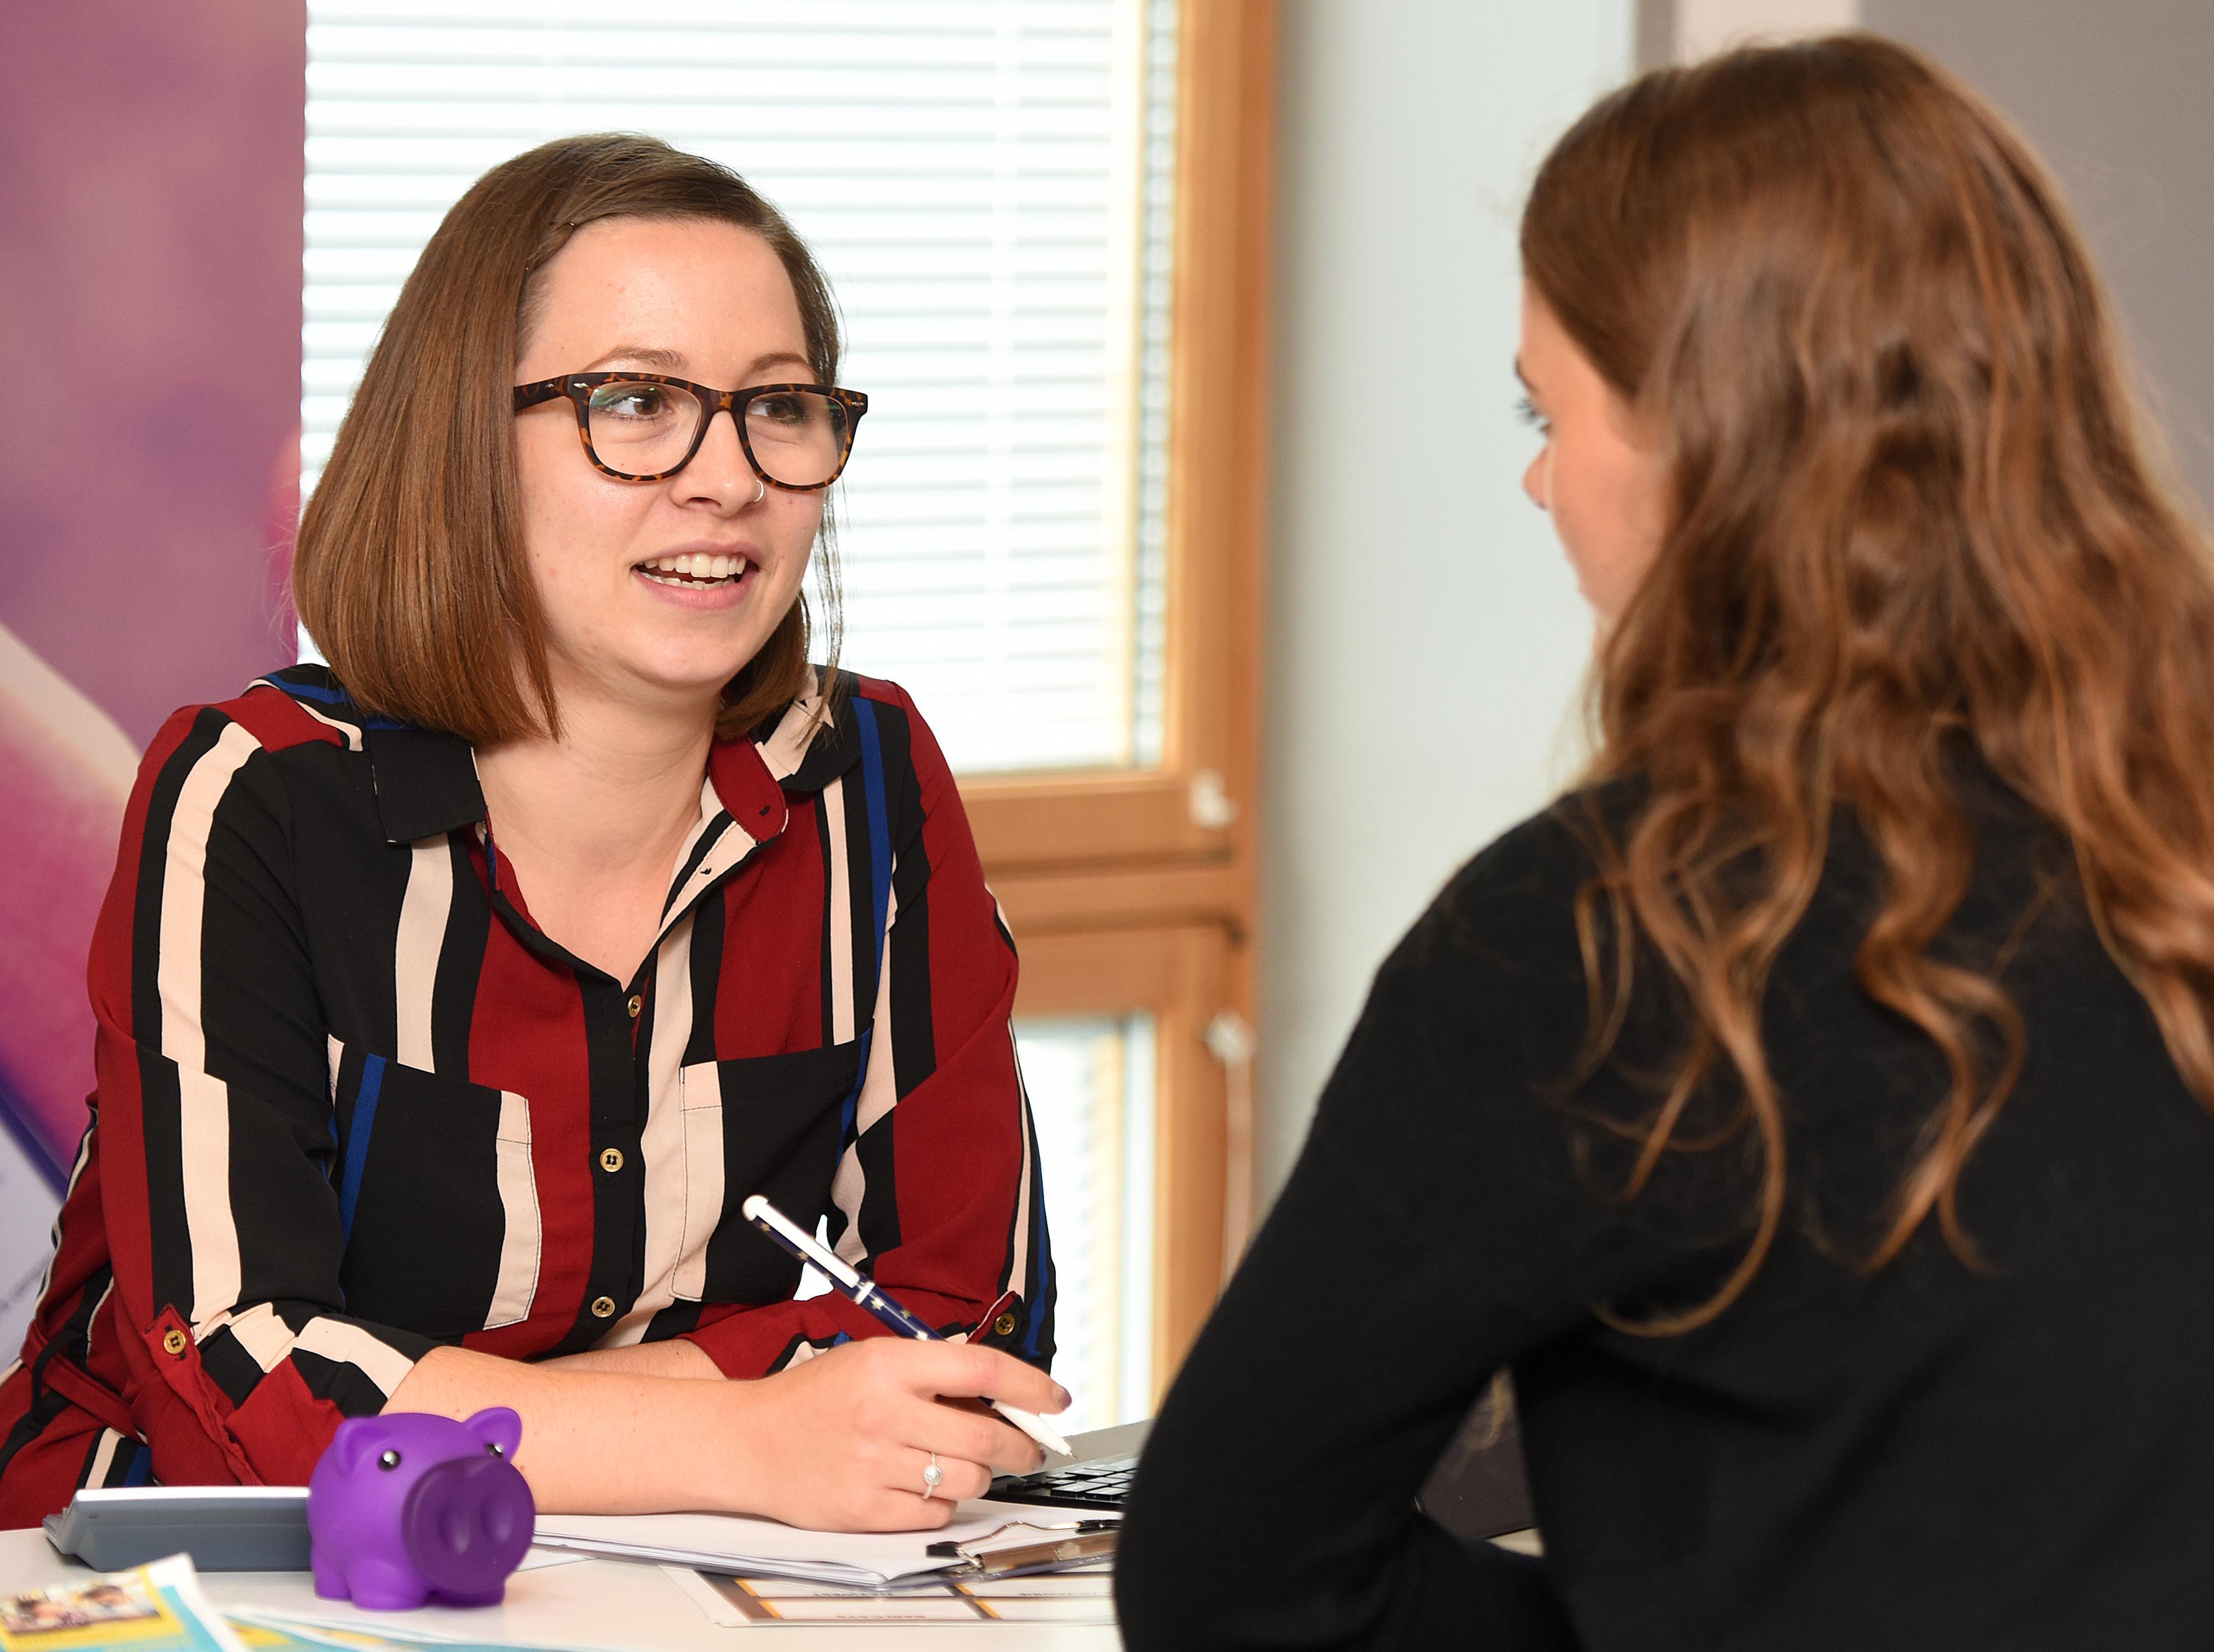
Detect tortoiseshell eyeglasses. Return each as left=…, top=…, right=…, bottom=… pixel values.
left=512, top=372, right=869, bottom=489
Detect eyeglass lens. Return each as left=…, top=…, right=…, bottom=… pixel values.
left=586, top=381, right=851, bottom=486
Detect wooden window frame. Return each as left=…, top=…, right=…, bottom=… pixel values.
left=966, top=0, right=1277, bottom=1401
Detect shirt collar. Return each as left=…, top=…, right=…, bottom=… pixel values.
left=363, top=726, right=488, bottom=844
left=749, top=671, right=863, bottom=794
left=336, top=671, right=862, bottom=846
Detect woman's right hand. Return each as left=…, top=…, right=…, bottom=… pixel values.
left=719, top=1337, right=1072, bottom=1531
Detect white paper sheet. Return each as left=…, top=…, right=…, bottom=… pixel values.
left=533, top=1500, right=1112, bottom=1589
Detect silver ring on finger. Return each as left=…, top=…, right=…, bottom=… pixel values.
left=922, top=1451, right=944, bottom=1500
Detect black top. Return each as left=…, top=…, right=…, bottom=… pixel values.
left=1118, top=777, right=2214, bottom=1650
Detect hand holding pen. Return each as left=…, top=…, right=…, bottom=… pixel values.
left=742, top=1195, right=1075, bottom=1458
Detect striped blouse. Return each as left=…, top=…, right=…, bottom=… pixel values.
left=0, top=665, right=1055, bottom=1518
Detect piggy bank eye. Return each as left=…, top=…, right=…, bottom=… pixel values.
left=378, top=1449, right=402, bottom=1471
left=485, top=1442, right=504, bottom=1458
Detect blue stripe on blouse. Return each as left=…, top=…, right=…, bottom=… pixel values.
left=337, top=1053, right=385, bottom=1245
left=854, top=697, right=893, bottom=971
left=837, top=698, right=895, bottom=1150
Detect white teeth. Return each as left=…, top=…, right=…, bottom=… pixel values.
left=637, top=552, right=746, bottom=586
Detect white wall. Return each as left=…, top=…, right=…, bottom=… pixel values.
left=1254, top=1, right=1634, bottom=1202
left=1672, top=0, right=1858, bottom=60
left=1861, top=0, right=2214, bottom=515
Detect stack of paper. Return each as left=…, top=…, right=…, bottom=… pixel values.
left=533, top=1502, right=1090, bottom=1590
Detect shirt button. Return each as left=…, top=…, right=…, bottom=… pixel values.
left=162, top=1327, right=189, bottom=1357
left=599, top=1147, right=624, bottom=1174
left=590, top=1296, right=616, bottom=1319
left=994, top=1313, right=1018, bottom=1338
left=627, top=994, right=643, bottom=1019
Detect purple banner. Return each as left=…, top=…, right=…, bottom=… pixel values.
left=0, top=0, right=305, bottom=1346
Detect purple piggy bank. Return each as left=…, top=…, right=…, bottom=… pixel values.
left=307, top=1407, right=535, bottom=1610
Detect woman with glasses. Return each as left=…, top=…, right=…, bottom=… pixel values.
left=0, top=135, right=1063, bottom=1530
left=1122, top=34, right=2214, bottom=1651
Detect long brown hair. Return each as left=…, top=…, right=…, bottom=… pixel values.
left=1521, top=35, right=2214, bottom=1328
left=294, top=133, right=844, bottom=745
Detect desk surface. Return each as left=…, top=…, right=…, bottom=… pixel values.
left=0, top=1528, right=1121, bottom=1649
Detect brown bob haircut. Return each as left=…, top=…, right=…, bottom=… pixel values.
left=293, top=133, right=844, bottom=745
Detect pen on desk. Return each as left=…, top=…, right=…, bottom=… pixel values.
left=740, top=1195, right=1073, bottom=1458
left=973, top=1529, right=1120, bottom=1576
left=925, top=1518, right=1116, bottom=1561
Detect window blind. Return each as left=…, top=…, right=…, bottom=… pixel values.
left=1014, top=1014, right=1156, bottom=1433
left=302, top=0, right=1177, bottom=773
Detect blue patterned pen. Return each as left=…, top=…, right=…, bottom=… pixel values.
left=740, top=1195, right=1072, bottom=1457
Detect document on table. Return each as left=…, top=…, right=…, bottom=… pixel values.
left=532, top=1501, right=1119, bottom=1590
left=0, top=1553, right=247, bottom=1652
left=665, top=1563, right=1118, bottom=1626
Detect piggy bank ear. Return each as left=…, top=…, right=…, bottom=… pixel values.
left=462, top=1406, right=523, bottom=1461
left=327, top=1417, right=388, bottom=1478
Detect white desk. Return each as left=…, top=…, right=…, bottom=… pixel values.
left=0, top=1528, right=1122, bottom=1649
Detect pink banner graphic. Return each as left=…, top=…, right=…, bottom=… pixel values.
left=0, top=0, right=305, bottom=1344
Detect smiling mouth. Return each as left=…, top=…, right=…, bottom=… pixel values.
left=637, top=552, right=753, bottom=590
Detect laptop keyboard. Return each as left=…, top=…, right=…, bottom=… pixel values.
left=988, top=1453, right=1138, bottom=1510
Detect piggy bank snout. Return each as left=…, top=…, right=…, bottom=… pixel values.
left=399, top=1452, right=535, bottom=1597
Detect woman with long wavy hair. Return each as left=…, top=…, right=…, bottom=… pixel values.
left=1119, top=34, right=2214, bottom=1651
